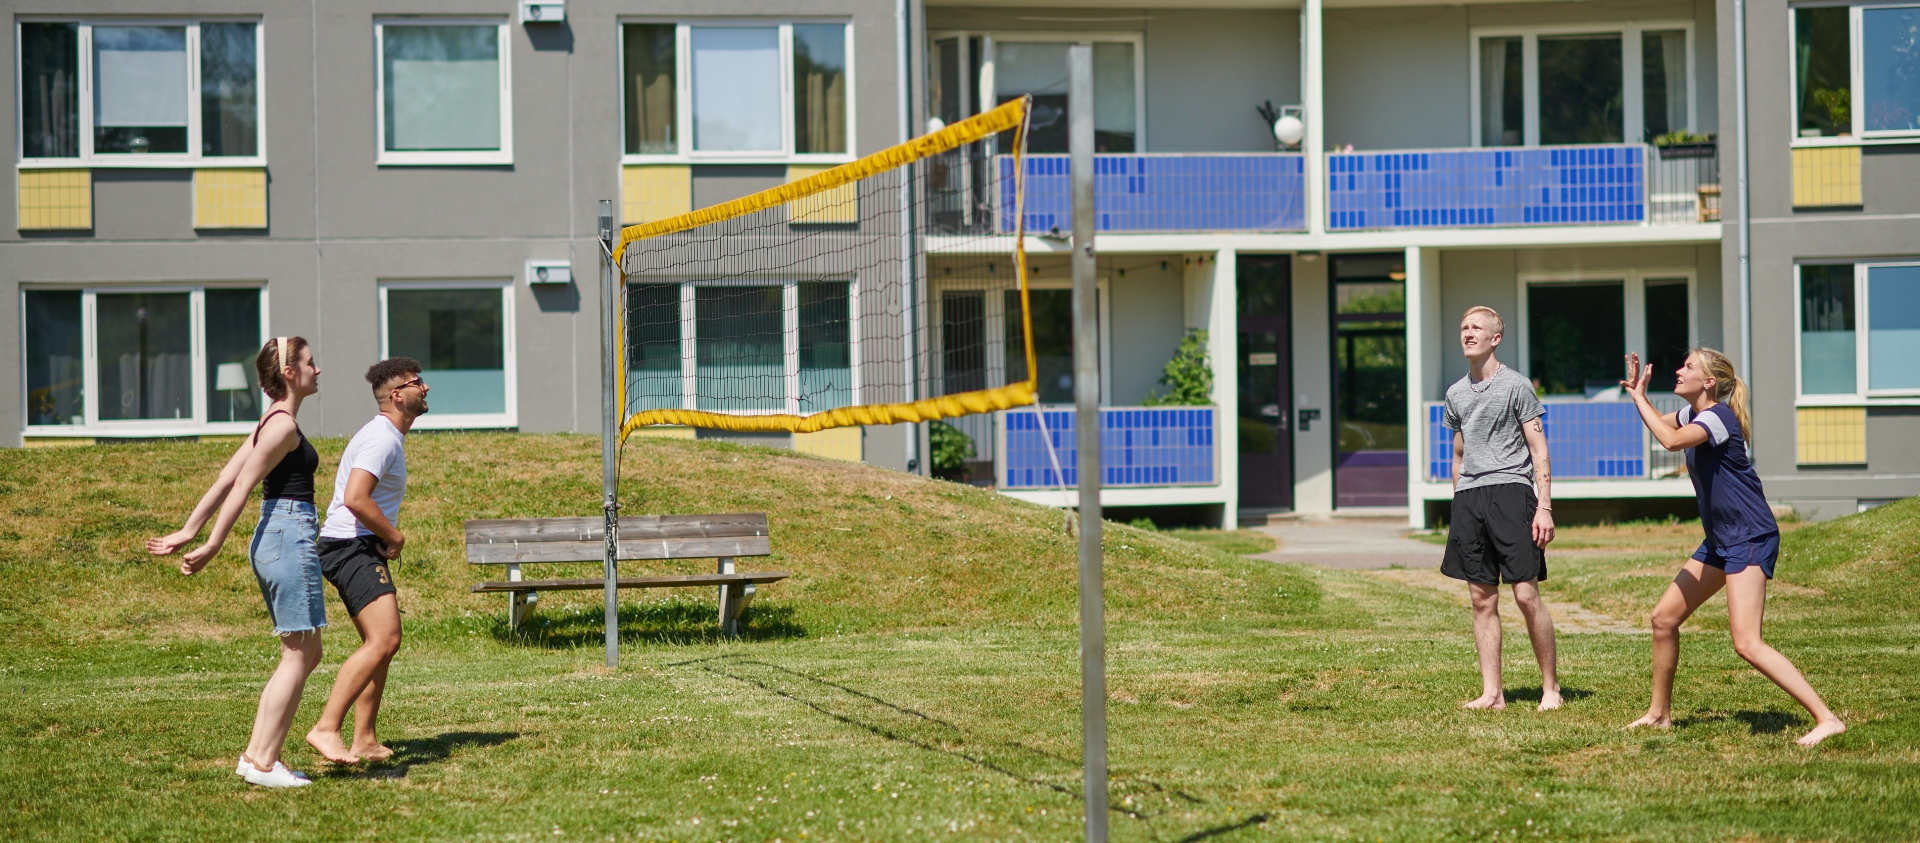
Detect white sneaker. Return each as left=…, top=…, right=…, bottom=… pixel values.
left=242, top=761, right=313, bottom=788
left=235, top=756, right=249, bottom=776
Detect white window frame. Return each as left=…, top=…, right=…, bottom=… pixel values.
left=373, top=18, right=513, bottom=166
left=377, top=280, right=518, bottom=429
left=932, top=30, right=1149, bottom=153
left=1788, top=2, right=1920, bottom=146
left=928, top=274, right=1112, bottom=403
left=1512, top=269, right=1698, bottom=395
left=1793, top=261, right=1920, bottom=404
left=643, top=277, right=863, bottom=414
left=15, top=17, right=267, bottom=168
left=19, top=283, right=268, bottom=436
left=1468, top=22, right=1696, bottom=147
left=619, top=19, right=856, bottom=165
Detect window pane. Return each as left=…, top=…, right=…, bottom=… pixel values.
left=383, top=25, right=501, bottom=152
left=1644, top=280, right=1689, bottom=392
left=794, top=24, right=848, bottom=154
left=798, top=281, right=851, bottom=411
left=696, top=286, right=784, bottom=410
left=1800, top=264, right=1857, bottom=395
left=387, top=289, right=505, bottom=415
left=205, top=289, right=262, bottom=422
left=931, top=37, right=963, bottom=126
left=1237, top=255, right=1290, bottom=317
left=201, top=23, right=259, bottom=157
left=21, top=23, right=79, bottom=158
left=1868, top=265, right=1920, bottom=390
left=1480, top=37, right=1523, bottom=146
left=24, top=291, right=84, bottom=426
left=623, top=24, right=677, bottom=155
left=93, top=26, right=189, bottom=154
left=97, top=293, right=193, bottom=420
left=626, top=283, right=683, bottom=411
left=1796, top=7, right=1851, bottom=137
left=1863, top=7, right=1920, bottom=133
left=1006, top=289, right=1076, bottom=403
left=691, top=27, right=782, bottom=152
left=995, top=41, right=1071, bottom=152
left=941, top=291, right=986, bottom=394
left=1093, top=42, right=1135, bottom=152
left=1642, top=30, right=1688, bottom=139
left=1527, top=282, right=1624, bottom=395
left=1538, top=35, right=1623, bottom=144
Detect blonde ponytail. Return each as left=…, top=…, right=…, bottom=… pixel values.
left=1693, top=347, right=1752, bottom=445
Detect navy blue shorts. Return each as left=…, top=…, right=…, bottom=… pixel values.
left=1692, top=531, right=1779, bottom=579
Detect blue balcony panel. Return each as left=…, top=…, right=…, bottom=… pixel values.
left=1330, top=146, right=1646, bottom=231
left=999, top=154, right=1307, bottom=234
left=1427, top=401, right=1648, bottom=482
left=1003, top=406, right=1217, bottom=489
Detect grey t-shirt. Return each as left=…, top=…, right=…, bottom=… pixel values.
left=1443, top=365, right=1546, bottom=492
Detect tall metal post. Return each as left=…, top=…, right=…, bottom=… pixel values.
left=1067, top=44, right=1108, bottom=843
left=598, top=200, right=620, bottom=669
left=1733, top=0, right=1753, bottom=379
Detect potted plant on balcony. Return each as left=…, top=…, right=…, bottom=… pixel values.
left=1652, top=130, right=1717, bottom=159
left=1143, top=329, right=1214, bottom=407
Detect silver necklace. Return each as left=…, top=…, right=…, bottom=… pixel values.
left=1468, top=362, right=1502, bottom=393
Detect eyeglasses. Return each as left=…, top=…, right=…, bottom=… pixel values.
left=391, top=377, right=426, bottom=392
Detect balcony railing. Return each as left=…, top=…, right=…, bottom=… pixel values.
left=999, top=154, right=1307, bottom=234
left=1423, top=395, right=1689, bottom=482
left=1000, top=406, right=1218, bottom=489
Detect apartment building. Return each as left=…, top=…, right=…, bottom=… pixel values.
left=9, top=0, right=1917, bottom=524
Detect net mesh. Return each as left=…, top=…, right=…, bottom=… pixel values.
left=614, top=98, right=1036, bottom=440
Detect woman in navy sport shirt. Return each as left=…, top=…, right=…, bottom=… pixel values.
left=1618, top=348, right=1845, bottom=747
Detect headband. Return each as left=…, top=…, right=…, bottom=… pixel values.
left=276, top=336, right=289, bottom=373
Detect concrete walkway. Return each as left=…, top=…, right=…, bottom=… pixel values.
left=1248, top=516, right=1444, bottom=570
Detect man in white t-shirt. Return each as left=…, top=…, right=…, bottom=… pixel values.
left=303, top=357, right=428, bottom=765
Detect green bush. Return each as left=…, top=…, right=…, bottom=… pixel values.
left=1143, top=329, right=1214, bottom=406
left=929, top=420, right=976, bottom=480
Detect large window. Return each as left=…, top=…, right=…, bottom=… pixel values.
left=927, top=33, right=1143, bottom=153
left=1794, top=4, right=1920, bottom=140
left=18, top=19, right=262, bottom=165
left=1473, top=24, right=1694, bottom=146
left=381, top=283, right=515, bottom=428
left=624, top=280, right=857, bottom=415
left=1797, top=262, right=1920, bottom=399
left=376, top=20, right=511, bottom=165
left=621, top=21, right=851, bottom=161
left=21, top=286, right=263, bottom=432
left=930, top=277, right=1107, bottom=403
left=1516, top=273, right=1695, bottom=397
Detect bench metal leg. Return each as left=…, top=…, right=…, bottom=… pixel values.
left=716, top=557, right=755, bottom=637
left=507, top=563, right=538, bottom=632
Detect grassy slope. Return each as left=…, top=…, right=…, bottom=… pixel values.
left=2, top=436, right=1918, bottom=842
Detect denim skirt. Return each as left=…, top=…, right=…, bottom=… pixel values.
left=249, top=498, right=327, bottom=635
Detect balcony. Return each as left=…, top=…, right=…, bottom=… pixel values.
left=999, top=154, right=1307, bottom=234
left=1422, top=396, right=1688, bottom=483
left=999, top=406, right=1218, bottom=489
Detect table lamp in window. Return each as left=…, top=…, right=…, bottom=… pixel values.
left=216, top=362, right=249, bottom=421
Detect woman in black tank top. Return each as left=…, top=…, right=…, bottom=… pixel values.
left=146, top=337, right=331, bottom=788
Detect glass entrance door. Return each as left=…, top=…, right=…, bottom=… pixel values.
left=1237, top=256, right=1292, bottom=510
left=1332, top=254, right=1408, bottom=508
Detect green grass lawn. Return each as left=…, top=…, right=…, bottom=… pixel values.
left=3, top=434, right=1918, bottom=842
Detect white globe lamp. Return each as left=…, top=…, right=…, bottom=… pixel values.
left=927, top=116, right=946, bottom=134
left=1273, top=115, right=1305, bottom=147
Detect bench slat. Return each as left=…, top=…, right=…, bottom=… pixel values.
left=466, top=535, right=772, bottom=565
left=465, top=513, right=767, bottom=545
left=471, top=572, right=791, bottom=593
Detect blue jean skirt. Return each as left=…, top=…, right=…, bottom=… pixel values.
left=249, top=498, right=327, bottom=635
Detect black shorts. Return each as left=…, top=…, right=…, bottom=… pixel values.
left=1441, top=483, right=1547, bottom=585
left=318, top=536, right=398, bottom=617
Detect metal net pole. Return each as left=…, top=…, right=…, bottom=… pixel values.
left=599, top=200, right=620, bottom=669
left=1068, top=44, right=1108, bottom=843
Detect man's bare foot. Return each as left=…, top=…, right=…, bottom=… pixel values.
left=305, top=728, right=361, bottom=764
left=352, top=743, right=395, bottom=762
left=1623, top=713, right=1671, bottom=730
left=1462, top=693, right=1506, bottom=710
left=1796, top=719, right=1846, bottom=747
left=1537, top=688, right=1564, bottom=712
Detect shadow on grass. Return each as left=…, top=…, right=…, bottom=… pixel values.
left=1507, top=686, right=1595, bottom=703
left=1671, top=709, right=1807, bottom=735
left=671, top=654, right=1235, bottom=838
left=324, top=730, right=520, bottom=780
left=488, top=601, right=806, bottom=649
left=1179, top=814, right=1270, bottom=842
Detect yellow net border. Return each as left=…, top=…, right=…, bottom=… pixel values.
left=614, top=97, right=1037, bottom=439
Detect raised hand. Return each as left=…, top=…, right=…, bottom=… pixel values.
left=146, top=530, right=194, bottom=557
left=1620, top=352, right=1652, bottom=399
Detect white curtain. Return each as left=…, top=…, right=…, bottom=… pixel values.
left=1479, top=38, right=1519, bottom=146
left=1093, top=42, right=1135, bottom=141
left=384, top=26, right=500, bottom=152
left=94, top=26, right=187, bottom=127
left=691, top=27, right=782, bottom=152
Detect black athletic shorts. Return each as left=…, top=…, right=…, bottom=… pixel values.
left=318, top=536, right=397, bottom=617
left=1441, top=483, right=1547, bottom=585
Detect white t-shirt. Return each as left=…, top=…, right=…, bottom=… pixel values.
left=321, top=415, right=408, bottom=540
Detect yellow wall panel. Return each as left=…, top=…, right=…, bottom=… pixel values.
left=1797, top=406, right=1866, bottom=465
left=1792, top=147, right=1861, bottom=208
left=786, top=164, right=859, bottom=224
left=193, top=168, right=268, bottom=228
left=18, top=169, right=91, bottom=230
left=793, top=426, right=862, bottom=462
left=622, top=165, right=692, bottom=225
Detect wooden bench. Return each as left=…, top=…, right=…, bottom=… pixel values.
left=465, top=513, right=789, bottom=636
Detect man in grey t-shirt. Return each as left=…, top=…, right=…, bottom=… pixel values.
left=1441, top=306, right=1561, bottom=712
